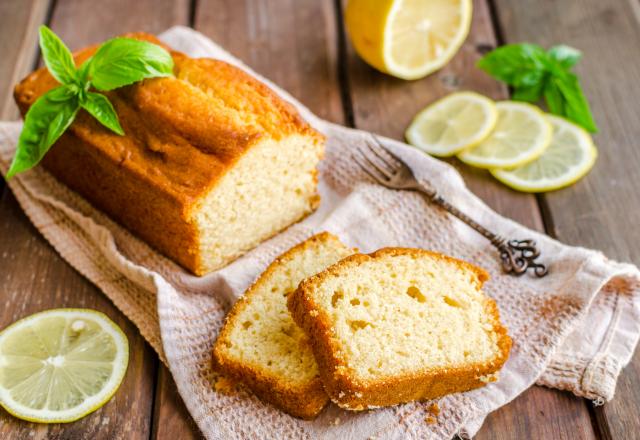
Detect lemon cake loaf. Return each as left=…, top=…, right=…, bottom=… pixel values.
left=288, top=248, right=511, bottom=410
left=212, top=233, right=354, bottom=419
left=14, top=33, right=324, bottom=275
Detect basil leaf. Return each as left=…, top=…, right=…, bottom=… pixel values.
left=80, top=92, right=124, bottom=135
left=7, top=86, right=79, bottom=178
left=39, top=25, right=77, bottom=85
left=88, top=38, right=174, bottom=91
left=553, top=72, right=598, bottom=132
left=512, top=80, right=545, bottom=103
left=548, top=45, right=582, bottom=70
left=477, top=44, right=548, bottom=86
left=543, top=77, right=566, bottom=115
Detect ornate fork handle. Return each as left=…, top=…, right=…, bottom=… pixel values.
left=420, top=185, right=548, bottom=277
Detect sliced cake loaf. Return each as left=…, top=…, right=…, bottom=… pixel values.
left=14, top=33, right=324, bottom=276
left=288, top=248, right=511, bottom=410
left=212, top=233, right=354, bottom=419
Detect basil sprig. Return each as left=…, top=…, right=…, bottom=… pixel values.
left=477, top=43, right=597, bottom=133
left=6, top=26, right=174, bottom=178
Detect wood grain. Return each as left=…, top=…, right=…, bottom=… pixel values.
left=0, top=0, right=49, bottom=120
left=0, top=189, right=158, bottom=440
left=492, top=0, right=640, bottom=438
left=194, top=0, right=345, bottom=124
left=0, top=0, right=50, bottom=196
left=151, top=366, right=203, bottom=440
left=340, top=0, right=596, bottom=438
left=0, top=1, right=189, bottom=439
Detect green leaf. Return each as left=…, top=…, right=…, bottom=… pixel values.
left=553, top=72, right=598, bottom=132
left=38, top=25, right=77, bottom=85
left=543, top=77, right=565, bottom=115
left=477, top=44, right=549, bottom=86
left=6, top=86, right=79, bottom=178
left=80, top=92, right=124, bottom=135
left=512, top=80, right=545, bottom=103
left=548, top=45, right=582, bottom=70
left=87, top=38, right=174, bottom=91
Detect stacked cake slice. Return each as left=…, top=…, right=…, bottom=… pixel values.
left=213, top=234, right=511, bottom=418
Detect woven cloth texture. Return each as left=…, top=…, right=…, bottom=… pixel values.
left=1, top=27, right=639, bottom=439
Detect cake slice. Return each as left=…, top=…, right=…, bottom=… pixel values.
left=288, top=248, right=512, bottom=410
left=212, top=233, right=354, bottom=419
left=14, top=33, right=324, bottom=275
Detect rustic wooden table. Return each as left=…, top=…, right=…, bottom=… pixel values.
left=1, top=0, right=639, bottom=438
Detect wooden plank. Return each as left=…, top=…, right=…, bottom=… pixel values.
left=340, top=0, right=597, bottom=438
left=0, top=189, right=158, bottom=440
left=193, top=0, right=345, bottom=124
left=492, top=0, right=640, bottom=438
left=0, top=1, right=189, bottom=439
left=0, top=0, right=50, bottom=196
left=0, top=0, right=49, bottom=120
left=151, top=366, right=203, bottom=440
left=150, top=1, right=348, bottom=438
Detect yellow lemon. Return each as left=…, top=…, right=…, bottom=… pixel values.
left=345, top=0, right=473, bottom=80
left=0, top=309, right=129, bottom=423
left=491, top=115, right=597, bottom=192
left=406, top=92, right=497, bottom=156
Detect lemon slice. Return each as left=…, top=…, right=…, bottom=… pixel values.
left=491, top=115, right=597, bottom=192
left=406, top=92, right=498, bottom=156
left=457, top=101, right=552, bottom=169
left=345, top=0, right=472, bottom=80
left=0, top=309, right=129, bottom=423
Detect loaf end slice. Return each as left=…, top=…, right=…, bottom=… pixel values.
left=213, top=232, right=354, bottom=419
left=288, top=248, right=511, bottom=410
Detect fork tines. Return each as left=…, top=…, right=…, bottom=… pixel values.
left=353, top=135, right=402, bottom=183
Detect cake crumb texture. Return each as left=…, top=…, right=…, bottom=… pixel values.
left=213, top=232, right=354, bottom=419
left=288, top=248, right=512, bottom=409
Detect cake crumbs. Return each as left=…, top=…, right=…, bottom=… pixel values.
left=332, top=417, right=341, bottom=425
left=214, top=376, right=238, bottom=395
left=428, top=403, right=440, bottom=416
left=425, top=416, right=437, bottom=425
left=309, top=309, right=319, bottom=317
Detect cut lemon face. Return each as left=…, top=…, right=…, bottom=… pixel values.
left=406, top=92, right=497, bottom=156
left=457, top=101, right=552, bottom=169
left=345, top=0, right=472, bottom=80
left=491, top=115, right=597, bottom=192
left=0, top=309, right=129, bottom=423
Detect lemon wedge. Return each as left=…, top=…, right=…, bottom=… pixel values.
left=491, top=115, right=597, bottom=192
left=0, top=309, right=129, bottom=423
left=457, top=101, right=552, bottom=169
left=345, top=0, right=472, bottom=80
left=406, top=92, right=497, bottom=156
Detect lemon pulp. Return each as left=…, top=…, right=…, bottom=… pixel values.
left=491, top=115, right=597, bottom=192
left=406, top=91, right=497, bottom=156
left=0, top=309, right=129, bottom=423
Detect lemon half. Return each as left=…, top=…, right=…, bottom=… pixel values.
left=457, top=101, right=552, bottom=169
left=0, top=309, right=129, bottom=423
left=345, top=0, right=473, bottom=80
left=406, top=91, right=497, bottom=156
left=491, top=115, right=597, bottom=192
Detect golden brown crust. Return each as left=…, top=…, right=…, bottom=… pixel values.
left=13, top=32, right=324, bottom=275
left=212, top=233, right=344, bottom=419
left=287, top=247, right=512, bottom=410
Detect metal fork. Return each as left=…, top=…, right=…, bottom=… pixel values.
left=353, top=135, right=548, bottom=277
